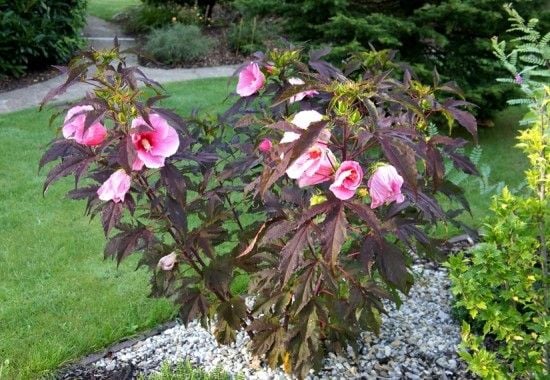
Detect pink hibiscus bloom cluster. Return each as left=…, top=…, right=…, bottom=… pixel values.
left=278, top=110, right=405, bottom=206
left=99, top=114, right=179, bottom=203
left=61, top=106, right=180, bottom=204
left=285, top=144, right=363, bottom=201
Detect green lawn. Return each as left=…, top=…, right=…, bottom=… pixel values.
left=0, top=77, right=236, bottom=380
left=447, top=107, right=527, bottom=231
left=87, top=0, right=140, bottom=21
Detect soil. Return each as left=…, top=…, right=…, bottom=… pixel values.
left=0, top=67, right=61, bottom=93
left=137, top=26, right=245, bottom=69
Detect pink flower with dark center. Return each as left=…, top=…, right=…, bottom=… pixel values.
left=236, top=62, right=266, bottom=97
left=329, top=161, right=364, bottom=200
left=130, top=114, right=179, bottom=170
left=258, top=138, right=273, bottom=152
left=514, top=73, right=523, bottom=84
left=367, top=164, right=405, bottom=208
left=280, top=110, right=324, bottom=144
left=62, top=105, right=107, bottom=146
left=288, top=77, right=319, bottom=103
left=158, top=252, right=177, bottom=271
left=97, top=169, right=131, bottom=203
left=286, top=143, right=336, bottom=187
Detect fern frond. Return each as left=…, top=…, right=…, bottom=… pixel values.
left=510, top=50, right=518, bottom=66
left=515, top=46, right=543, bottom=55
left=496, top=78, right=515, bottom=83
left=427, top=123, right=439, bottom=137
left=470, top=145, right=482, bottom=165
left=507, top=98, right=535, bottom=105
left=520, top=55, right=545, bottom=65
left=530, top=70, right=550, bottom=77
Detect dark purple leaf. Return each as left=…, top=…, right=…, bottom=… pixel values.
left=39, top=139, right=86, bottom=170
left=204, top=255, right=233, bottom=296
left=345, top=201, right=383, bottom=237
left=166, top=196, right=187, bottom=233
left=279, top=224, right=311, bottom=285
left=101, top=201, right=123, bottom=236
left=379, top=138, right=418, bottom=191
left=402, top=187, right=445, bottom=222
left=375, top=240, right=413, bottom=293
left=178, top=288, right=209, bottom=325
left=67, top=185, right=99, bottom=200
left=116, top=136, right=138, bottom=172
left=40, top=63, right=88, bottom=109
left=161, top=164, right=187, bottom=202
left=446, top=107, right=478, bottom=141
left=447, top=151, right=479, bottom=175
left=43, top=154, right=95, bottom=194
left=322, top=203, right=348, bottom=267
left=104, top=226, right=153, bottom=265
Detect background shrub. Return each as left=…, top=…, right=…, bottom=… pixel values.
left=143, top=0, right=218, bottom=19
left=143, top=24, right=214, bottom=65
left=233, top=0, right=550, bottom=117
left=0, top=0, right=87, bottom=78
left=227, top=17, right=280, bottom=55
left=119, top=3, right=204, bottom=34
left=447, top=6, right=549, bottom=378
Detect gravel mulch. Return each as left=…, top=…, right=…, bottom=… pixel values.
left=57, top=256, right=474, bottom=380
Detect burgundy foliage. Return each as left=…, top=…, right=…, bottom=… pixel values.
left=40, top=45, right=477, bottom=377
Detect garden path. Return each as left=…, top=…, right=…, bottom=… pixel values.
left=0, top=16, right=238, bottom=114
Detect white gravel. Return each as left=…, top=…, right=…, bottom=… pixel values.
left=92, top=262, right=472, bottom=379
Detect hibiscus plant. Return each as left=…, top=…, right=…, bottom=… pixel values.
left=40, top=44, right=478, bottom=377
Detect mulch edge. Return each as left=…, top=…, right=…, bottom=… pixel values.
left=64, top=320, right=179, bottom=368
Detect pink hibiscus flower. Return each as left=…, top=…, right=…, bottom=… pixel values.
left=288, top=77, right=319, bottom=103
left=236, top=62, right=266, bottom=97
left=286, top=143, right=336, bottom=187
left=280, top=110, right=324, bottom=144
left=367, top=164, right=405, bottom=208
left=329, top=161, right=364, bottom=200
left=130, top=114, right=180, bottom=170
left=97, top=169, right=131, bottom=203
left=62, top=105, right=107, bottom=146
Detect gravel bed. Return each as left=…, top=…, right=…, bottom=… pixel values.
left=60, top=261, right=473, bottom=379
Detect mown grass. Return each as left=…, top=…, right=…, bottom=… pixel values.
left=0, top=77, right=236, bottom=380
left=87, top=0, right=140, bottom=21
left=442, top=107, right=527, bottom=234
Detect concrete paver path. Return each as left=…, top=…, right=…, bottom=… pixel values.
left=0, top=16, right=239, bottom=114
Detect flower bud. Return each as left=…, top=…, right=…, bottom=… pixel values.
left=258, top=138, right=273, bottom=152
left=157, top=252, right=177, bottom=271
